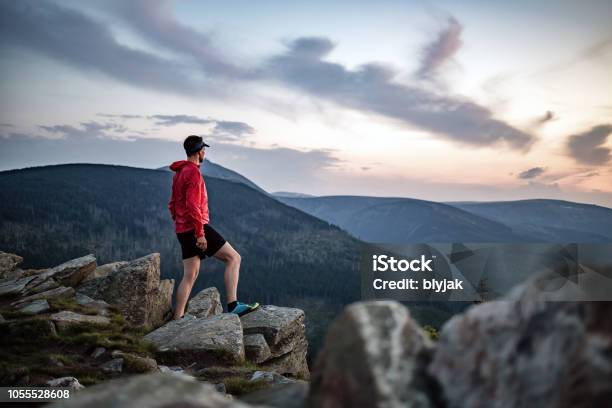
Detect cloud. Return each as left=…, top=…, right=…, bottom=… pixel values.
left=532, top=110, right=556, bottom=127
left=211, top=121, right=255, bottom=140
left=38, top=121, right=139, bottom=140
left=97, top=114, right=143, bottom=119
left=0, top=0, right=204, bottom=95
left=567, top=124, right=612, bottom=166
left=148, top=115, right=214, bottom=126
left=0, top=1, right=533, bottom=151
left=106, top=0, right=249, bottom=79
left=416, top=17, right=463, bottom=80
left=517, top=166, right=546, bottom=179
left=265, top=36, right=534, bottom=150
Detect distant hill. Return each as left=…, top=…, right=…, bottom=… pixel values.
left=273, top=192, right=315, bottom=198
left=158, top=160, right=267, bottom=195
left=276, top=195, right=526, bottom=242
left=447, top=199, right=612, bottom=242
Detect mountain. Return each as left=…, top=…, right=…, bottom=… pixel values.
left=447, top=199, right=612, bottom=242
left=273, top=192, right=315, bottom=198
left=275, top=195, right=526, bottom=242
left=158, top=160, right=267, bottom=195
left=0, top=164, right=362, bottom=303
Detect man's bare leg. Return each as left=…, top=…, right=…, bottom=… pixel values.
left=173, top=255, right=200, bottom=319
left=213, top=242, right=240, bottom=303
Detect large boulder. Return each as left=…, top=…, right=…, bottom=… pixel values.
left=77, top=253, right=173, bottom=329
left=0, top=275, right=37, bottom=298
left=50, top=311, right=110, bottom=332
left=189, top=287, right=223, bottom=318
left=82, top=261, right=128, bottom=283
left=144, top=314, right=245, bottom=366
left=241, top=305, right=309, bottom=378
left=11, top=285, right=74, bottom=307
left=428, top=267, right=612, bottom=408
left=35, top=254, right=97, bottom=288
left=47, top=372, right=255, bottom=408
left=0, top=251, right=23, bottom=278
left=309, top=300, right=437, bottom=408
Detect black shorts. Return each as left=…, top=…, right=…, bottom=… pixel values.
left=176, top=224, right=227, bottom=260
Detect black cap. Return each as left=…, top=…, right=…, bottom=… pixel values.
left=184, top=135, right=210, bottom=154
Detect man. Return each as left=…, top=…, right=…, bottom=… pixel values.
left=168, top=135, right=259, bottom=319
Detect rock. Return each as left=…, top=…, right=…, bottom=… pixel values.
left=158, top=365, right=185, bottom=375
left=260, top=339, right=308, bottom=379
left=17, top=299, right=50, bottom=314
left=428, top=268, right=612, bottom=408
left=0, top=251, right=23, bottom=278
left=244, top=334, right=272, bottom=364
left=3, top=318, right=58, bottom=339
left=22, top=277, right=59, bottom=296
left=241, top=305, right=309, bottom=378
left=145, top=313, right=245, bottom=367
left=242, top=305, right=304, bottom=349
left=47, top=377, right=85, bottom=390
left=100, top=358, right=123, bottom=374
left=77, top=253, right=173, bottom=329
left=11, top=285, right=74, bottom=307
left=91, top=347, right=106, bottom=359
left=50, top=311, right=110, bottom=332
left=309, top=300, right=436, bottom=408
left=122, top=353, right=158, bottom=373
left=82, top=261, right=127, bottom=283
left=241, top=382, right=309, bottom=408
left=36, top=254, right=97, bottom=288
left=46, top=372, right=253, bottom=408
left=0, top=275, right=37, bottom=298
left=0, top=313, right=5, bottom=323
left=75, top=293, right=111, bottom=315
left=250, top=370, right=295, bottom=385
left=189, top=287, right=223, bottom=318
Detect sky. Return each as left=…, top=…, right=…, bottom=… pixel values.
left=1, top=0, right=611, bottom=206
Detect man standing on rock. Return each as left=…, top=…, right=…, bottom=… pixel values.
left=168, top=135, right=259, bottom=319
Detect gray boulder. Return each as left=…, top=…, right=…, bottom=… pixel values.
left=145, top=313, right=245, bottom=366
left=36, top=254, right=97, bottom=288
left=47, top=372, right=254, bottom=408
left=82, top=261, right=127, bottom=283
left=50, top=311, right=110, bottom=332
left=244, top=334, right=272, bottom=364
left=309, top=300, right=436, bottom=408
left=11, top=285, right=74, bottom=307
left=17, top=299, right=50, bottom=314
left=78, top=253, right=173, bottom=329
left=242, top=382, right=309, bottom=408
left=0, top=251, right=23, bottom=278
left=428, top=266, right=612, bottom=408
left=189, top=287, right=223, bottom=318
left=0, top=275, right=37, bottom=298
left=47, top=376, right=85, bottom=390
left=241, top=305, right=309, bottom=378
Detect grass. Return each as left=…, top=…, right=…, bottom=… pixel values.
left=223, top=376, right=269, bottom=396
left=423, top=325, right=440, bottom=341
left=0, top=306, right=158, bottom=386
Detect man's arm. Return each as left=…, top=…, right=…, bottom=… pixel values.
left=168, top=194, right=176, bottom=221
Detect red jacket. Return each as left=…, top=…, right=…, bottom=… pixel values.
left=168, top=160, right=209, bottom=238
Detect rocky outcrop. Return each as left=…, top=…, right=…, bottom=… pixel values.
left=189, top=287, right=223, bottom=317
left=35, top=254, right=97, bottom=288
left=46, top=372, right=255, bottom=408
left=428, top=267, right=612, bottom=408
left=242, top=305, right=309, bottom=379
left=82, top=261, right=127, bottom=283
left=50, top=311, right=110, bottom=332
left=0, top=251, right=23, bottom=278
left=309, top=300, right=436, bottom=408
left=77, top=253, right=173, bottom=329
left=145, top=313, right=245, bottom=366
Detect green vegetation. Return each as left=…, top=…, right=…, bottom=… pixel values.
left=223, top=376, right=269, bottom=396
left=423, top=325, right=439, bottom=341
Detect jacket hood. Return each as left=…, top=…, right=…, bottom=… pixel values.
left=169, top=160, right=197, bottom=172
